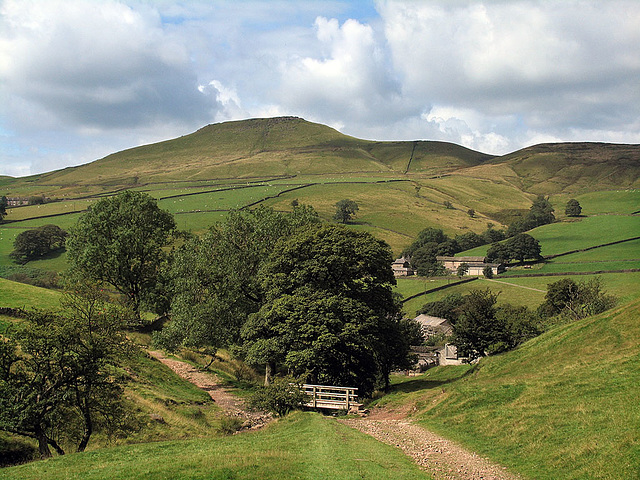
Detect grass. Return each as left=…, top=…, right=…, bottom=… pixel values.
left=0, top=412, right=432, bottom=480
left=0, top=277, right=63, bottom=310
left=462, top=215, right=639, bottom=259
left=397, top=272, right=640, bottom=318
left=373, top=298, right=640, bottom=479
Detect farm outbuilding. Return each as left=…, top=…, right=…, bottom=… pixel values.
left=414, top=314, right=452, bottom=338
left=436, top=256, right=502, bottom=276
left=392, top=256, right=414, bottom=276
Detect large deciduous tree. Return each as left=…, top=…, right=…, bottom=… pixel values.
left=242, top=224, right=416, bottom=395
left=66, top=191, right=176, bottom=319
left=333, top=199, right=359, bottom=224
left=155, top=205, right=320, bottom=355
left=0, top=287, right=133, bottom=458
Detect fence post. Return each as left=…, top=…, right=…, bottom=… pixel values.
left=312, top=386, right=317, bottom=408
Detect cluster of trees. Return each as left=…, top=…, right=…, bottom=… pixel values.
left=507, top=195, right=555, bottom=236
left=10, top=225, right=68, bottom=264
left=486, top=233, right=541, bottom=264
left=0, top=287, right=134, bottom=458
left=538, top=277, right=616, bottom=319
left=62, top=192, right=418, bottom=398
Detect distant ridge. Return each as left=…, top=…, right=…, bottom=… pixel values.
left=4, top=117, right=639, bottom=194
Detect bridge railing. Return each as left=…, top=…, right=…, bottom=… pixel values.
left=301, top=384, right=361, bottom=411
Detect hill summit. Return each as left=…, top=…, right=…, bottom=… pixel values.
left=6, top=116, right=640, bottom=194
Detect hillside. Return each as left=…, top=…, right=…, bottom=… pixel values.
left=373, top=297, right=640, bottom=479
left=5, top=117, right=637, bottom=199
left=5, top=117, right=490, bottom=192
left=460, top=142, right=640, bottom=194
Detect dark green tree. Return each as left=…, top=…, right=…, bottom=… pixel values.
left=155, top=205, right=320, bottom=356
left=482, top=265, right=494, bottom=278
left=455, top=232, right=485, bottom=252
left=0, top=196, right=7, bottom=222
left=507, top=233, right=542, bottom=263
left=487, top=233, right=541, bottom=264
left=66, top=191, right=176, bottom=320
left=565, top=199, right=582, bottom=217
left=0, top=287, right=133, bottom=458
left=10, top=225, right=67, bottom=264
left=507, top=195, right=555, bottom=236
left=467, top=208, right=475, bottom=218
left=417, top=293, right=464, bottom=323
left=242, top=224, right=413, bottom=395
left=456, top=262, right=469, bottom=277
left=452, top=289, right=501, bottom=359
left=404, top=227, right=449, bottom=258
left=333, top=199, right=359, bottom=223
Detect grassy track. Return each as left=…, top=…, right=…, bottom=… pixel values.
left=0, top=412, right=432, bottom=480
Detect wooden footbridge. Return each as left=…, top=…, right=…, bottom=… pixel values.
left=301, top=384, right=362, bottom=411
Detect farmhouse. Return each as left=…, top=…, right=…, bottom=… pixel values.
left=414, top=314, right=452, bottom=338
left=436, top=256, right=502, bottom=276
left=392, top=256, right=414, bottom=276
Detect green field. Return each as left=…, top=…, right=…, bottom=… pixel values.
left=0, top=277, right=63, bottom=311
left=396, top=272, right=640, bottom=318
left=0, top=412, right=431, bottom=480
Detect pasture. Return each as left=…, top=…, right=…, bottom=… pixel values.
left=0, top=412, right=431, bottom=480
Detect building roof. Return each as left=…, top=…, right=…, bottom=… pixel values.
left=414, top=314, right=450, bottom=327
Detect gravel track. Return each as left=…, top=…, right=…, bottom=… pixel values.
left=340, top=417, right=522, bottom=480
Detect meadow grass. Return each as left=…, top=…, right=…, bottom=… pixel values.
left=0, top=412, right=432, bottom=480
left=397, top=271, right=640, bottom=317
left=462, top=214, right=640, bottom=258
left=573, top=189, right=640, bottom=215
left=0, top=277, right=63, bottom=310
left=373, top=298, right=640, bottom=480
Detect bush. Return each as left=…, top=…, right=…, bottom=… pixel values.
left=248, top=375, right=308, bottom=417
left=538, top=277, right=617, bottom=320
left=217, top=415, right=244, bottom=435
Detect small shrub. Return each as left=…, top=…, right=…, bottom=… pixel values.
left=218, top=415, right=243, bottom=435
left=248, top=375, right=308, bottom=417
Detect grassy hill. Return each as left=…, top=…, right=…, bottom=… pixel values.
left=2, top=117, right=637, bottom=253
left=373, top=298, right=640, bottom=479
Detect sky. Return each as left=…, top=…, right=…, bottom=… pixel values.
left=1, top=0, right=639, bottom=177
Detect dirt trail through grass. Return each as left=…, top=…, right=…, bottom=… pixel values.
left=148, top=350, right=271, bottom=428
left=341, top=417, right=522, bottom=480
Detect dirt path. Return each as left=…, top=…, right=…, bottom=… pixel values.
left=148, top=350, right=271, bottom=429
left=340, top=415, right=522, bottom=480
left=148, top=350, right=520, bottom=478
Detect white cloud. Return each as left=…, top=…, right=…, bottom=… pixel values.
left=0, top=0, right=215, bottom=131
left=1, top=0, right=639, bottom=176
left=277, top=16, right=414, bottom=125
